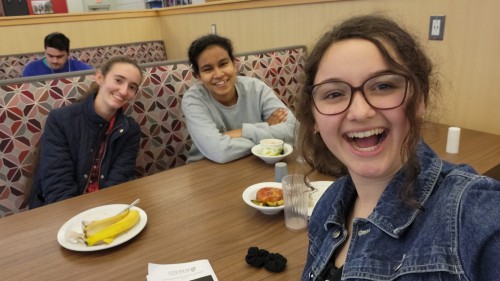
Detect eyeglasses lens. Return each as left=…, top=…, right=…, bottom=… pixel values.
left=312, top=74, right=407, bottom=115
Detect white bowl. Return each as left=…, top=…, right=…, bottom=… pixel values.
left=251, top=143, right=293, bottom=164
left=242, top=182, right=284, bottom=215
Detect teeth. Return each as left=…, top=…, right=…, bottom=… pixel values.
left=113, top=94, right=124, bottom=101
left=356, top=146, right=377, bottom=152
left=347, top=128, right=384, bottom=139
left=215, top=81, right=225, bottom=85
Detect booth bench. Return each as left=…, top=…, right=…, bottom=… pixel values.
left=0, top=45, right=306, bottom=217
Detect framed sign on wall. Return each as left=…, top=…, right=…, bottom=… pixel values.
left=32, top=0, right=54, bottom=14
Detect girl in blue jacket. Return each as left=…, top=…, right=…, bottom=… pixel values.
left=29, top=56, right=143, bottom=208
left=296, top=15, right=500, bottom=280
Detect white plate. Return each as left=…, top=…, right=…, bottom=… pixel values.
left=308, top=181, right=334, bottom=217
left=57, top=204, right=148, bottom=252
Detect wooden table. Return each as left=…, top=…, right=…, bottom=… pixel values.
left=0, top=152, right=331, bottom=281
left=422, top=122, right=500, bottom=174
left=0, top=122, right=499, bottom=280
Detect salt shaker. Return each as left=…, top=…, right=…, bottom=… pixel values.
left=446, top=127, right=461, bottom=154
left=275, top=162, right=288, bottom=182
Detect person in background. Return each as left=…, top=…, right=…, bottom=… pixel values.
left=29, top=56, right=142, bottom=208
left=296, top=15, right=500, bottom=280
left=22, top=32, right=92, bottom=77
left=182, top=34, right=297, bottom=163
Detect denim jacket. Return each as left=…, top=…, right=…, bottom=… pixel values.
left=302, top=141, right=500, bottom=281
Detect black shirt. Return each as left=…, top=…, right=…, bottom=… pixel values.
left=318, top=262, right=343, bottom=281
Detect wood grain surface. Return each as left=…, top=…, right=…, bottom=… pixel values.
left=0, top=122, right=498, bottom=280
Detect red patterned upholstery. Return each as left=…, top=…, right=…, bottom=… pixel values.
left=128, top=63, right=194, bottom=176
left=0, top=46, right=305, bottom=217
left=0, top=40, right=167, bottom=80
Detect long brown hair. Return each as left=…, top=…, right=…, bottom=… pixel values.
left=295, top=15, right=439, bottom=207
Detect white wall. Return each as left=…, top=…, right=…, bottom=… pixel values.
left=115, top=0, right=145, bottom=10
left=67, top=0, right=85, bottom=13
left=68, top=0, right=145, bottom=13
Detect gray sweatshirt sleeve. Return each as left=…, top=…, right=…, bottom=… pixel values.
left=182, top=83, right=255, bottom=163
left=239, top=78, right=297, bottom=143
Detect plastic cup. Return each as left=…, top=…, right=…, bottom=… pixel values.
left=281, top=174, right=308, bottom=231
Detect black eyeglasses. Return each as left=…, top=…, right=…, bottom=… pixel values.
left=309, top=72, right=408, bottom=115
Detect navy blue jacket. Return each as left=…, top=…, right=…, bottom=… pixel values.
left=29, top=91, right=140, bottom=208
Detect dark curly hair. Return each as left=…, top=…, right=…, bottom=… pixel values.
left=295, top=14, right=438, bottom=207
left=187, top=34, right=235, bottom=76
left=44, top=32, right=70, bottom=53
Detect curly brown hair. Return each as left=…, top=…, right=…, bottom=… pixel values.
left=295, top=15, right=438, bottom=207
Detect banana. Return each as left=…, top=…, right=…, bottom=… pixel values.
left=82, top=209, right=130, bottom=237
left=84, top=210, right=141, bottom=246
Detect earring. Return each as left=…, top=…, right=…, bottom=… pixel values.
left=312, top=130, right=321, bottom=144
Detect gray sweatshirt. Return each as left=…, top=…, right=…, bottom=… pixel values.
left=181, top=76, right=297, bottom=163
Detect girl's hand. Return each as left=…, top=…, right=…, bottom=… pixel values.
left=267, top=108, right=288, bottom=125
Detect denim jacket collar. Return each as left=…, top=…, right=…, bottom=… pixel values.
left=324, top=141, right=443, bottom=238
